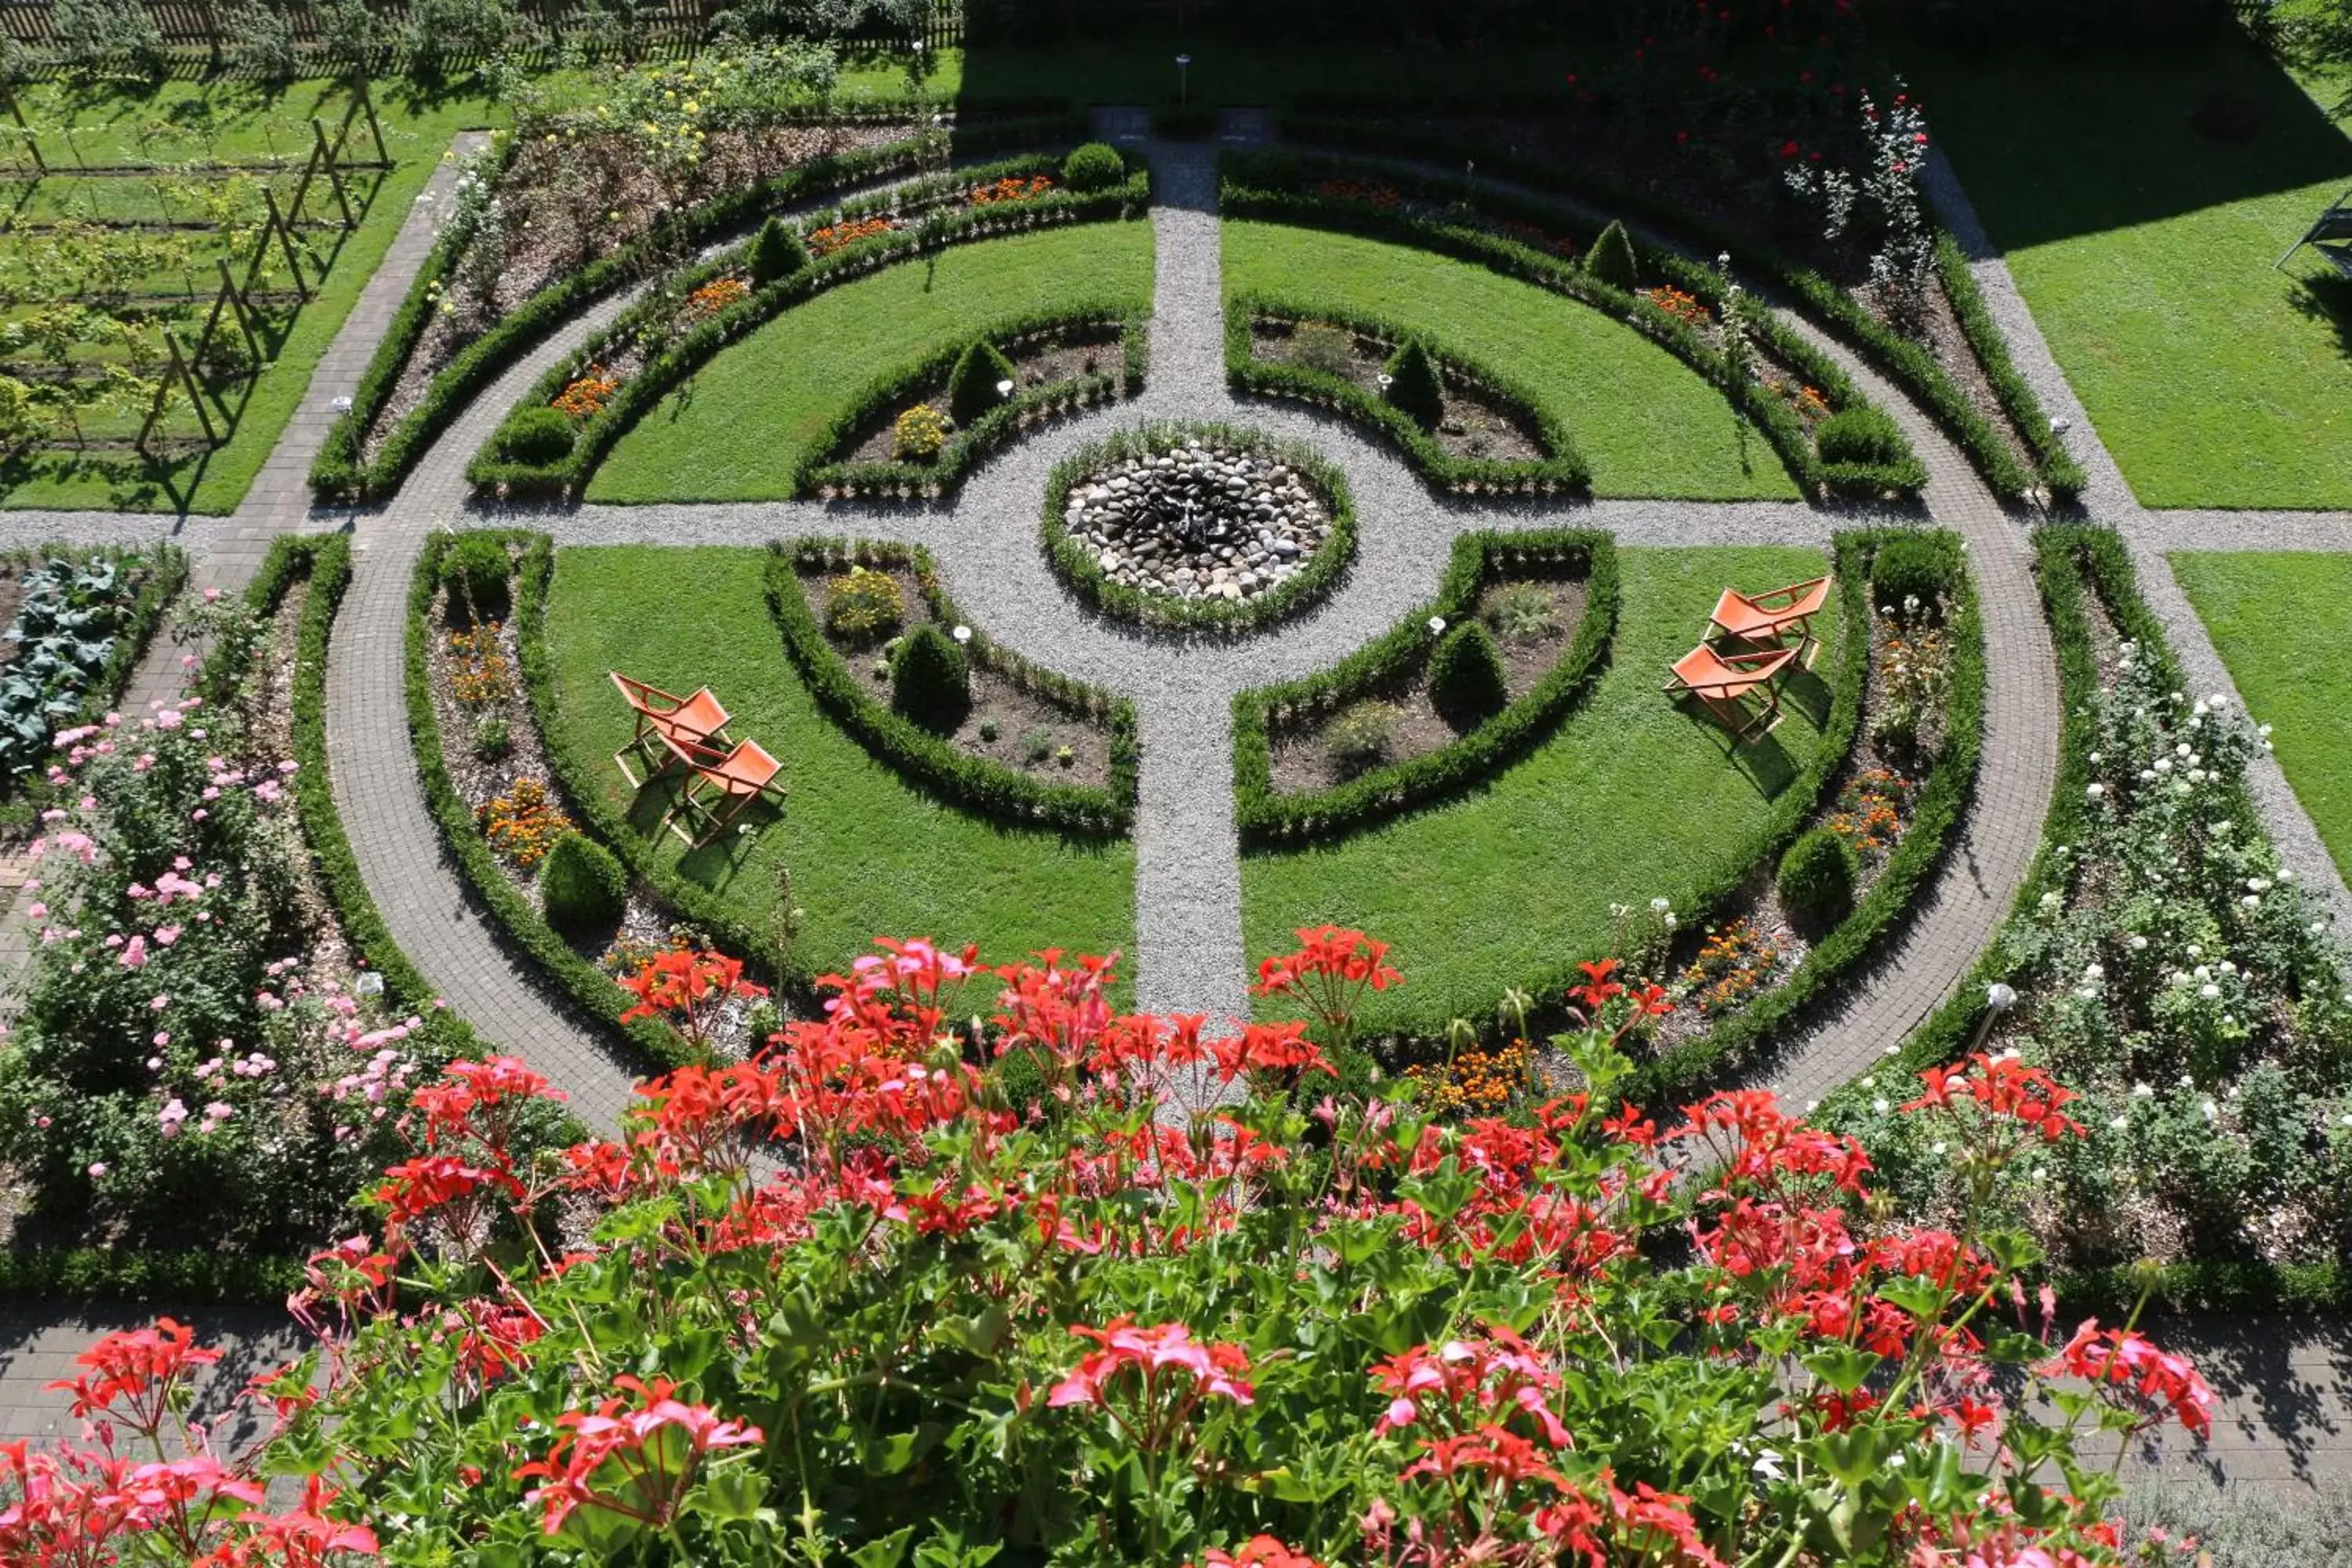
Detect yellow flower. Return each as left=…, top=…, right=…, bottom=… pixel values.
left=683, top=100, right=700, bottom=116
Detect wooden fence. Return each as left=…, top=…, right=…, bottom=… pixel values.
left=0, top=0, right=964, bottom=61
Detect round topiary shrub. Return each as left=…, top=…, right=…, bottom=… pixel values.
left=540, top=830, right=626, bottom=935
left=1382, top=339, right=1445, bottom=432
left=1870, top=533, right=1962, bottom=621
left=1584, top=219, right=1640, bottom=292
left=947, top=339, right=1020, bottom=428
left=1428, top=620, right=1509, bottom=732
left=1817, top=405, right=1910, bottom=469
left=441, top=533, right=511, bottom=620
left=491, top=406, right=576, bottom=466
left=1777, top=827, right=1858, bottom=933
left=1060, top=141, right=1125, bottom=192
left=748, top=216, right=808, bottom=286
left=891, top=622, right=970, bottom=733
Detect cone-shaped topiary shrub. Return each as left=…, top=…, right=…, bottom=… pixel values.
left=541, top=831, right=626, bottom=935
left=948, top=340, right=1021, bottom=429
left=441, top=533, right=511, bottom=620
left=748, top=216, right=808, bottom=286
left=1061, top=141, right=1125, bottom=191
left=891, top=622, right=971, bottom=734
left=1584, top=219, right=1640, bottom=291
left=1777, top=827, right=1858, bottom=933
left=1382, top=339, right=1446, bottom=432
left=1428, top=620, right=1509, bottom=732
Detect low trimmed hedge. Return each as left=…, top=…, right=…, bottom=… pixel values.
left=1275, top=119, right=2053, bottom=503
left=1225, top=293, right=1592, bottom=495
left=768, top=539, right=1139, bottom=837
left=0, top=1247, right=303, bottom=1304
left=408, top=530, right=699, bottom=1071
left=469, top=158, right=1153, bottom=499
left=1232, top=531, right=1617, bottom=845
left=1622, top=534, right=1984, bottom=1105
left=1933, top=232, right=2089, bottom=504
left=1041, top=422, right=1359, bottom=637
left=1219, top=161, right=1922, bottom=502
left=2053, top=1258, right=2352, bottom=1320
left=794, top=307, right=1147, bottom=499
left=314, top=115, right=1086, bottom=502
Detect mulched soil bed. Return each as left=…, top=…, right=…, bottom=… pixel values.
left=801, top=563, right=1118, bottom=788
left=1249, top=315, right=1547, bottom=464
left=839, top=323, right=1130, bottom=465
left=1268, top=572, right=1588, bottom=793
left=360, top=120, right=916, bottom=469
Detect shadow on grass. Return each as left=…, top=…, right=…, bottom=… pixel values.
left=2290, top=270, right=2352, bottom=362
left=1668, top=670, right=1827, bottom=803
left=620, top=770, right=779, bottom=894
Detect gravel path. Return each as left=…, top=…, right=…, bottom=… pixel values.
left=1924, top=150, right=2352, bottom=937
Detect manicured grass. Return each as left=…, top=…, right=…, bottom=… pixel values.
left=1221, top=222, right=1801, bottom=501
left=1240, top=546, right=1840, bottom=1032
left=586, top=223, right=1155, bottom=503
left=543, top=546, right=1137, bottom=985
left=1905, top=43, right=2352, bottom=510
left=0, top=79, right=506, bottom=514
left=2173, top=551, right=2352, bottom=876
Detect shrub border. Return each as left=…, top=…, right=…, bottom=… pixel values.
left=1225, top=294, right=1592, bottom=495
left=408, top=528, right=699, bottom=1070
left=468, top=159, right=1152, bottom=499
left=793, top=306, right=1149, bottom=499
left=1624, top=530, right=1986, bottom=1105
left=312, top=114, right=1084, bottom=502
left=1273, top=120, right=2053, bottom=502
left=768, top=539, right=1139, bottom=836
left=1040, top=421, right=1360, bottom=637
left=1232, top=531, right=1616, bottom=844
left=1933, top=233, right=2088, bottom=504
left=1219, top=162, right=1922, bottom=501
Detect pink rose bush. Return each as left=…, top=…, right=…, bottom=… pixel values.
left=6, top=932, right=2219, bottom=1565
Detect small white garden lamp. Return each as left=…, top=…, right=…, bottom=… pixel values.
left=1427, top=615, right=1446, bottom=637
left=996, top=378, right=1014, bottom=400
left=1968, top=981, right=2018, bottom=1054
left=1377, top=372, right=1394, bottom=391
left=952, top=624, right=972, bottom=644
left=1175, top=53, right=1193, bottom=106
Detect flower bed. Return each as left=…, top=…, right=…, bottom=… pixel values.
left=769, top=539, right=1138, bottom=836
left=794, top=306, right=1149, bottom=500
left=0, top=543, right=183, bottom=808
left=313, top=116, right=1083, bottom=503
left=1043, top=423, right=1359, bottom=637
left=1227, top=296, right=1591, bottom=495
left=466, top=152, right=1152, bottom=500
left=0, top=539, right=514, bottom=1261
left=8, top=936, right=2224, bottom=1564
left=1828, top=527, right=2352, bottom=1279
left=1276, top=118, right=2074, bottom=503
left=1232, top=531, right=1616, bottom=844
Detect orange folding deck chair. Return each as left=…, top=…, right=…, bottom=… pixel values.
left=662, top=736, right=787, bottom=848
left=610, top=672, right=731, bottom=789
left=1707, top=575, right=1834, bottom=667
left=1663, top=643, right=1799, bottom=742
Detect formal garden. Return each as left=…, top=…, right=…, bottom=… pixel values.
left=3, top=0, right=2352, bottom=1562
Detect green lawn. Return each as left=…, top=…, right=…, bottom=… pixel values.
left=1222, top=222, right=1801, bottom=501
left=587, top=222, right=1156, bottom=503
left=1905, top=42, right=2352, bottom=510
left=2172, top=551, right=2352, bottom=877
left=1, top=79, right=507, bottom=514
left=1240, top=546, right=1841, bottom=1032
left=543, top=546, right=1137, bottom=984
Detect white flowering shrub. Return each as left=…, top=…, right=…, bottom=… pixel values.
left=1839, top=637, right=2352, bottom=1265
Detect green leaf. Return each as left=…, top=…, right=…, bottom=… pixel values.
left=699, top=1463, right=770, bottom=1523
left=1801, top=1345, right=1882, bottom=1396
left=849, top=1525, right=916, bottom=1567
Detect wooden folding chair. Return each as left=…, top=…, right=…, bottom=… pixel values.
left=1707, top=575, right=1834, bottom=668
left=1664, top=643, right=1799, bottom=742
left=609, top=671, right=731, bottom=789
left=662, top=736, right=786, bottom=848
